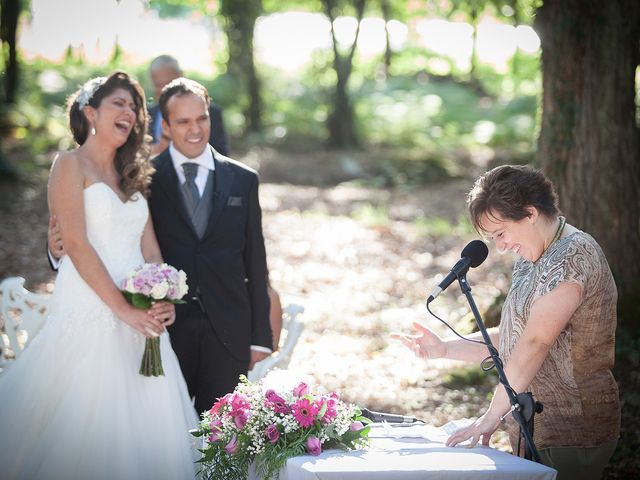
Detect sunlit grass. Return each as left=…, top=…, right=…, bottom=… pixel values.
left=413, top=214, right=474, bottom=238
left=350, top=203, right=389, bottom=227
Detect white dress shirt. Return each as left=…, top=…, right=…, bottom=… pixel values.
left=169, top=143, right=214, bottom=195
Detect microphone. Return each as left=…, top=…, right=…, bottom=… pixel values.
left=360, top=408, right=422, bottom=424
left=427, top=240, right=489, bottom=303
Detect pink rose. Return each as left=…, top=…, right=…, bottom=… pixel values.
left=293, top=382, right=310, bottom=397
left=265, top=424, right=280, bottom=443
left=225, top=435, right=238, bottom=455
left=306, top=436, right=322, bottom=456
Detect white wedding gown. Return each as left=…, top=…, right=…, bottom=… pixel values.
left=0, top=183, right=199, bottom=479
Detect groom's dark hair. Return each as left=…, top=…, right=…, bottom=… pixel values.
left=158, top=78, right=210, bottom=124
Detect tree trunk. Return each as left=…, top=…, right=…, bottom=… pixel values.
left=323, top=0, right=365, bottom=149
left=0, top=0, right=21, bottom=104
left=536, top=0, right=640, bottom=327
left=220, top=0, right=263, bottom=134
left=381, top=0, right=392, bottom=77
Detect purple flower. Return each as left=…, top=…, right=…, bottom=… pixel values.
left=209, top=418, right=223, bottom=442
left=265, top=424, right=280, bottom=444
left=233, top=410, right=249, bottom=429
left=225, top=435, right=238, bottom=455
left=306, top=436, right=322, bottom=456
left=293, top=382, right=310, bottom=397
left=350, top=421, right=364, bottom=431
left=265, top=389, right=290, bottom=414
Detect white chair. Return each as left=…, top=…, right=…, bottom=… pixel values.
left=248, top=303, right=305, bottom=381
left=0, top=276, right=305, bottom=379
left=0, top=277, right=51, bottom=370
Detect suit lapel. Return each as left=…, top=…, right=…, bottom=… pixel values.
left=154, top=151, right=198, bottom=236
left=203, top=147, right=234, bottom=239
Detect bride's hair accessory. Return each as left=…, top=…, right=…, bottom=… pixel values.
left=77, top=76, right=107, bottom=110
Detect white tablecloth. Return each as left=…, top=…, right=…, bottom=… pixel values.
left=270, top=424, right=557, bottom=480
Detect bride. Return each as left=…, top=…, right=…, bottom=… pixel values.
left=0, top=72, right=199, bottom=479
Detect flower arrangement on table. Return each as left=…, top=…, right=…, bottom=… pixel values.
left=192, top=376, right=371, bottom=480
left=120, top=262, right=188, bottom=377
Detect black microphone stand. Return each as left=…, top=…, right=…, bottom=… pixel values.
left=455, top=274, right=542, bottom=463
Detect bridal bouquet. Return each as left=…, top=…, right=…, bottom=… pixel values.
left=192, top=376, right=371, bottom=480
left=120, top=262, right=188, bottom=376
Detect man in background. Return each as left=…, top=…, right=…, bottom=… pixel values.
left=148, top=55, right=230, bottom=157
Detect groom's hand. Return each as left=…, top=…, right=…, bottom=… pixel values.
left=149, top=301, right=176, bottom=327
left=48, top=215, right=66, bottom=260
left=248, top=350, right=270, bottom=371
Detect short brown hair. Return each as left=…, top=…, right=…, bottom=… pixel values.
left=467, top=165, right=560, bottom=232
left=158, top=77, right=210, bottom=124
left=67, top=71, right=153, bottom=199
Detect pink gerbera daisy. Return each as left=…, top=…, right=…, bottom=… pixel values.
left=291, top=398, right=320, bottom=427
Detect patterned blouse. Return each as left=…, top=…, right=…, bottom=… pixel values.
left=499, top=230, right=620, bottom=450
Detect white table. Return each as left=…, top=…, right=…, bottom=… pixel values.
left=272, top=424, right=557, bottom=480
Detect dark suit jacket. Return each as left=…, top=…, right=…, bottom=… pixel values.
left=148, top=103, right=230, bottom=157
left=148, top=147, right=271, bottom=362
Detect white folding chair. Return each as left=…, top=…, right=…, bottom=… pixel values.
left=248, top=303, right=305, bottom=381
left=0, top=277, right=51, bottom=370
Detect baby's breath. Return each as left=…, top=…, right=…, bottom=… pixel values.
left=193, top=376, right=370, bottom=480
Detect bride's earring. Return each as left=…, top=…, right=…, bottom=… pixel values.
left=91, top=125, right=96, bottom=136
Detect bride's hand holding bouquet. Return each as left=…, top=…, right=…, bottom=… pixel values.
left=119, top=262, right=188, bottom=376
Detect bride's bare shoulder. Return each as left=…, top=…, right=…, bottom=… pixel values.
left=49, top=150, right=85, bottom=190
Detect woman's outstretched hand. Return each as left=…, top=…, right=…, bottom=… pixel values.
left=445, top=410, right=502, bottom=448
left=391, top=321, right=448, bottom=360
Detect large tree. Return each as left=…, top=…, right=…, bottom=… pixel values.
left=535, top=0, right=640, bottom=326
left=219, top=0, right=264, bottom=134
left=149, top=0, right=265, bottom=135
left=322, top=0, right=366, bottom=149
left=0, top=0, right=21, bottom=104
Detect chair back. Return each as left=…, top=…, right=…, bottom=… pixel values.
left=248, top=303, right=305, bottom=381
left=0, top=277, right=50, bottom=370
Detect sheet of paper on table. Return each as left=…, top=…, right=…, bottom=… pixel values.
left=371, top=418, right=475, bottom=445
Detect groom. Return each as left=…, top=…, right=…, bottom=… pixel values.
left=150, top=77, right=272, bottom=414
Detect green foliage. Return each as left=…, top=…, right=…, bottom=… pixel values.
left=351, top=203, right=389, bottom=227
left=414, top=215, right=474, bottom=238
left=442, top=365, right=497, bottom=389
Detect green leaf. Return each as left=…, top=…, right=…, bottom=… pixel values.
left=131, top=293, right=152, bottom=309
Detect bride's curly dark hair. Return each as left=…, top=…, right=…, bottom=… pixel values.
left=67, top=71, right=154, bottom=198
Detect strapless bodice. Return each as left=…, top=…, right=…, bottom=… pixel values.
left=73, top=182, right=148, bottom=282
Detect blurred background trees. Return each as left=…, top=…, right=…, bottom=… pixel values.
left=2, top=0, right=636, bottom=325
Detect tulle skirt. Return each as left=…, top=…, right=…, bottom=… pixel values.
left=0, top=262, right=199, bottom=480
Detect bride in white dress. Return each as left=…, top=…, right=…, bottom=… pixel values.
left=0, top=72, right=199, bottom=479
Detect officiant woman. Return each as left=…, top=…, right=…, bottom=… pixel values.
left=394, top=165, right=619, bottom=480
